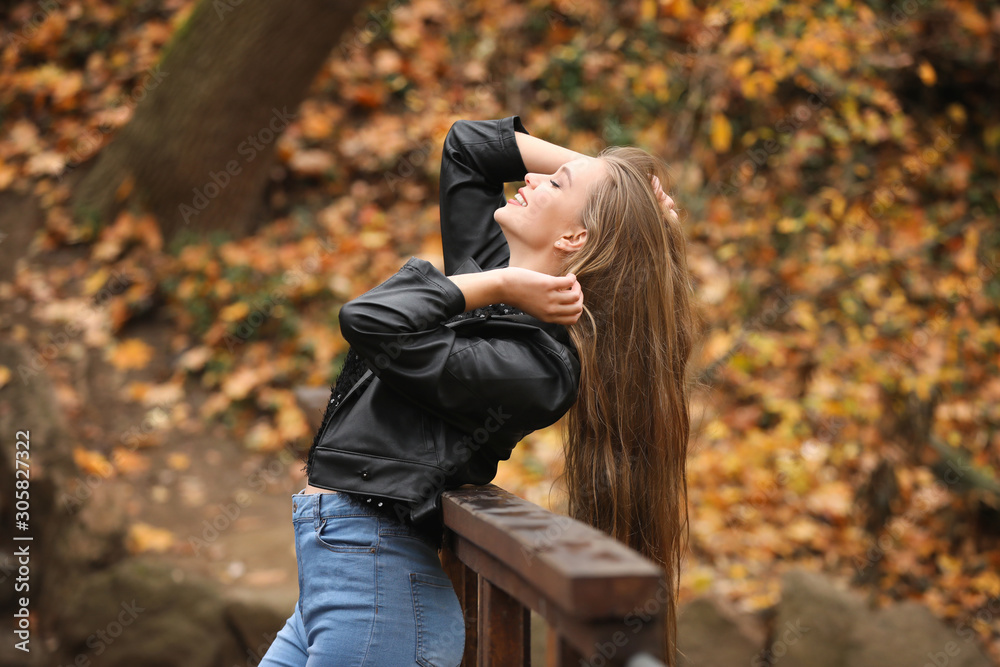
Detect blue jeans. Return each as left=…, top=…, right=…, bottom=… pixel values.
left=259, top=488, right=466, bottom=667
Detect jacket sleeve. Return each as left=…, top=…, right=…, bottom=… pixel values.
left=337, top=256, right=577, bottom=435
left=439, top=116, right=530, bottom=276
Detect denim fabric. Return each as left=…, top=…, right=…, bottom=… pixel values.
left=258, top=488, right=466, bottom=667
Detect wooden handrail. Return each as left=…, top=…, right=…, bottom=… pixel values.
left=440, top=484, right=669, bottom=667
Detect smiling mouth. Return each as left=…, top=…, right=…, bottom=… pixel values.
left=508, top=191, right=527, bottom=207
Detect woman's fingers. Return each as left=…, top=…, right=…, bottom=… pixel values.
left=650, top=175, right=676, bottom=215
left=554, top=280, right=583, bottom=322
left=554, top=280, right=581, bottom=304
left=554, top=272, right=576, bottom=289
left=533, top=273, right=581, bottom=324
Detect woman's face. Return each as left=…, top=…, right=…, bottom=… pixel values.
left=494, top=157, right=607, bottom=258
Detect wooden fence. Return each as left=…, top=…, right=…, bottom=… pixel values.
left=440, top=484, right=669, bottom=667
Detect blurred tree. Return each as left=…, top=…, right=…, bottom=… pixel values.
left=70, top=0, right=367, bottom=243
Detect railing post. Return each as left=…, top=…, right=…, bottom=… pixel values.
left=441, top=533, right=479, bottom=667
left=479, top=576, right=530, bottom=666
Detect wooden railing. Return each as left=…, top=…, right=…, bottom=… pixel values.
left=440, top=484, right=669, bottom=667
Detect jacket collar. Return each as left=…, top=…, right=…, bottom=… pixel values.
left=452, top=256, right=575, bottom=351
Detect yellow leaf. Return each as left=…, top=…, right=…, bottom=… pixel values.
left=0, top=365, right=9, bottom=389
left=167, top=453, right=192, bottom=471
left=640, top=0, right=657, bottom=22
left=108, top=338, right=153, bottom=371
left=690, top=567, right=714, bottom=594
left=918, top=60, right=936, bottom=86
left=73, top=446, right=114, bottom=477
left=220, top=301, right=250, bottom=323
left=711, top=113, right=732, bottom=152
left=937, top=553, right=961, bottom=575
left=971, top=570, right=1000, bottom=597
left=731, top=57, right=753, bottom=79
left=83, top=268, right=110, bottom=296
left=126, top=522, right=175, bottom=554
left=777, top=217, right=800, bottom=233
left=359, top=230, right=390, bottom=249
left=111, top=448, right=150, bottom=475
left=126, top=382, right=151, bottom=401
left=730, top=21, right=753, bottom=46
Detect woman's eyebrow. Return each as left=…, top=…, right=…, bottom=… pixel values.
left=556, top=164, right=574, bottom=187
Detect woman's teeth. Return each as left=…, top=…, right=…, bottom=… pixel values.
left=514, top=193, right=527, bottom=207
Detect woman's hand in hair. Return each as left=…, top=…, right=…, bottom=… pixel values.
left=501, top=267, right=583, bottom=326
left=650, top=175, right=679, bottom=224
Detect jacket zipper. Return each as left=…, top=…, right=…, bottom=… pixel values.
left=322, top=368, right=374, bottom=428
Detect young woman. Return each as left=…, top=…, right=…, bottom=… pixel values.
left=259, top=115, right=696, bottom=667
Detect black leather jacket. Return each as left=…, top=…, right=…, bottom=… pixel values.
left=307, top=116, right=581, bottom=537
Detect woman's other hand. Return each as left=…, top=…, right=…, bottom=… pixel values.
left=502, top=267, right=584, bottom=325
left=651, top=175, right=679, bottom=224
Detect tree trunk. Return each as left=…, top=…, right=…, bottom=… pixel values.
left=71, top=0, right=367, bottom=243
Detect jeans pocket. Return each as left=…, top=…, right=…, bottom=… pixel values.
left=410, top=572, right=465, bottom=667
left=314, top=515, right=377, bottom=553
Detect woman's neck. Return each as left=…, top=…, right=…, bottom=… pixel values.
left=508, top=246, right=559, bottom=276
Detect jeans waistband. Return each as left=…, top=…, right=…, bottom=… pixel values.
left=291, top=486, right=418, bottom=525
left=291, top=487, right=442, bottom=550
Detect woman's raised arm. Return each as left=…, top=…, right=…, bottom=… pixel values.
left=513, top=131, right=592, bottom=175
left=446, top=267, right=583, bottom=326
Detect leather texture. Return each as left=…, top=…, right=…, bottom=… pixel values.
left=308, top=116, right=582, bottom=531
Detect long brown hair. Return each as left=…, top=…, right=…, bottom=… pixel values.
left=557, top=146, right=702, bottom=666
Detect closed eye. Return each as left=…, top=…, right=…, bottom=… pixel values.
left=550, top=180, right=561, bottom=189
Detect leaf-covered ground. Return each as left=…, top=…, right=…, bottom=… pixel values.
left=2, top=0, right=999, bottom=660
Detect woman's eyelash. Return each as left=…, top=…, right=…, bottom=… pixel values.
left=550, top=180, right=560, bottom=189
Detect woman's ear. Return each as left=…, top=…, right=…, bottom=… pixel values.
left=556, top=228, right=587, bottom=253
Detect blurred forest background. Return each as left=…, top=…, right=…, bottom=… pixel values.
left=0, top=0, right=999, bottom=663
